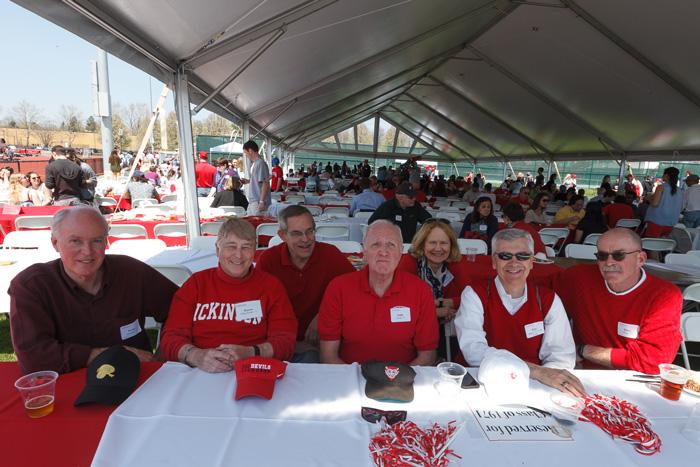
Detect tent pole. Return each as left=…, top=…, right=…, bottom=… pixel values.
left=618, top=155, right=627, bottom=192
left=242, top=121, right=251, bottom=179
left=173, top=67, right=201, bottom=238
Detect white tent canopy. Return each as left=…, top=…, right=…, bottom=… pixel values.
left=209, top=141, right=243, bottom=155
left=11, top=0, right=700, bottom=164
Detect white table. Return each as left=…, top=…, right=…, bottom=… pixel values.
left=0, top=249, right=59, bottom=313
left=92, top=363, right=700, bottom=467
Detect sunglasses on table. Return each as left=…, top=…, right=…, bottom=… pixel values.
left=361, top=407, right=407, bottom=425
left=495, top=252, right=533, bottom=261
left=594, top=250, right=641, bottom=262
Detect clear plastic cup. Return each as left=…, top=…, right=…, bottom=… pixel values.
left=14, top=371, right=58, bottom=418
left=658, top=363, right=689, bottom=401
left=435, top=362, right=467, bottom=396
left=682, top=403, right=700, bottom=444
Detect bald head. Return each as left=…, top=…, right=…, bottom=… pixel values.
left=597, top=228, right=642, bottom=250
left=51, top=207, right=108, bottom=239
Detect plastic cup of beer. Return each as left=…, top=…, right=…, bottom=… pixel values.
left=14, top=370, right=58, bottom=418
left=658, top=363, right=689, bottom=401
left=466, top=248, right=477, bottom=262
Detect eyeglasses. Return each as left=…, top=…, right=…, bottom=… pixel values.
left=30, top=176, right=39, bottom=180
left=495, top=252, right=533, bottom=261
left=287, top=228, right=315, bottom=239
left=361, top=407, right=407, bottom=425
left=594, top=250, right=641, bottom=262
left=423, top=218, right=451, bottom=225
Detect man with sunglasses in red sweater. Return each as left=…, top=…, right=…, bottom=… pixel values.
left=555, top=228, right=682, bottom=375
left=454, top=228, right=584, bottom=397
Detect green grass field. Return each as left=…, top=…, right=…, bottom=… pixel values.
left=0, top=314, right=17, bottom=362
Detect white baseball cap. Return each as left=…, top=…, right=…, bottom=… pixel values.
left=478, top=348, right=530, bottom=403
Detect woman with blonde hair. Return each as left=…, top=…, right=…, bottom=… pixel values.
left=25, top=172, right=52, bottom=206
left=397, top=218, right=470, bottom=361
left=108, top=150, right=121, bottom=178
left=9, top=173, right=30, bottom=205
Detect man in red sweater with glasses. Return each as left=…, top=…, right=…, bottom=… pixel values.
left=555, top=228, right=682, bottom=374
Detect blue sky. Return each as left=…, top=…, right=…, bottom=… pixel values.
left=0, top=1, right=177, bottom=124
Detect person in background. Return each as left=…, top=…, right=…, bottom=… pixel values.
left=108, top=150, right=121, bottom=178
left=350, top=177, right=384, bottom=216
left=683, top=174, right=700, bottom=228
left=600, top=175, right=612, bottom=192
left=212, top=157, right=232, bottom=194
left=574, top=201, right=608, bottom=244
left=481, top=183, right=496, bottom=206
left=525, top=192, right=550, bottom=225
left=454, top=228, right=582, bottom=396
left=194, top=151, right=217, bottom=197
left=25, top=172, right=51, bottom=206
left=258, top=206, right=354, bottom=363
left=398, top=219, right=470, bottom=361
left=240, top=140, right=271, bottom=215
left=553, top=195, right=585, bottom=229
left=556, top=228, right=682, bottom=374
left=463, top=183, right=481, bottom=204
left=210, top=177, right=249, bottom=210
left=644, top=166, right=683, bottom=237
left=68, top=150, right=97, bottom=203
left=318, top=221, right=438, bottom=365
left=602, top=195, right=635, bottom=229
left=144, top=165, right=161, bottom=187
left=45, top=145, right=84, bottom=205
left=123, top=170, right=159, bottom=204
left=160, top=218, right=297, bottom=372
left=502, top=203, right=546, bottom=255
left=270, top=157, right=284, bottom=192
left=624, top=174, right=643, bottom=200
left=9, top=173, right=29, bottom=205
left=459, top=196, right=498, bottom=250
left=368, top=182, right=432, bottom=243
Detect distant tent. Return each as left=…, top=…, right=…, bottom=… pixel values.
left=209, top=141, right=243, bottom=155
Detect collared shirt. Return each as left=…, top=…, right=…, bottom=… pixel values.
left=258, top=242, right=354, bottom=340
left=318, top=268, right=438, bottom=364
left=454, top=277, right=575, bottom=369
left=367, top=198, right=432, bottom=243
left=9, top=255, right=178, bottom=374
left=684, top=184, right=700, bottom=212
left=350, top=188, right=385, bottom=215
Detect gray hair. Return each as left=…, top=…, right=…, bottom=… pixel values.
left=51, top=206, right=108, bottom=238
left=491, top=228, right=534, bottom=254
left=365, top=219, right=402, bottom=243
left=216, top=217, right=256, bottom=246
left=278, top=205, right=315, bottom=231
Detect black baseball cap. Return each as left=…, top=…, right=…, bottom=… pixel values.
left=396, top=182, right=416, bottom=198
left=74, top=346, right=140, bottom=406
left=361, top=361, right=416, bottom=403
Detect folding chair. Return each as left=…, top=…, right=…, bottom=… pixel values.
left=680, top=283, right=700, bottom=369
left=108, top=224, right=148, bottom=243
left=152, top=265, right=192, bottom=287
left=316, top=224, right=350, bottom=241
left=218, top=206, right=247, bottom=217
left=302, top=205, right=323, bottom=217
left=153, top=223, right=188, bottom=247
left=1, top=230, right=53, bottom=249
left=539, top=227, right=569, bottom=253
left=319, top=195, right=341, bottom=204
left=321, top=240, right=363, bottom=253
left=564, top=243, right=597, bottom=260
left=615, top=218, right=641, bottom=229
left=670, top=226, right=693, bottom=253
left=641, top=238, right=676, bottom=255
left=457, top=238, right=488, bottom=255
left=353, top=210, right=374, bottom=220
left=14, top=215, right=53, bottom=230
left=132, top=199, right=159, bottom=208
left=435, top=211, right=462, bottom=222
left=160, top=194, right=177, bottom=203
left=256, top=223, right=280, bottom=247
left=201, top=221, right=224, bottom=236
left=583, top=233, right=602, bottom=246
left=285, top=194, right=305, bottom=204
left=324, top=207, right=350, bottom=217
left=267, top=235, right=284, bottom=247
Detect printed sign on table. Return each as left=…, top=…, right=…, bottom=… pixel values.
left=469, top=403, right=573, bottom=442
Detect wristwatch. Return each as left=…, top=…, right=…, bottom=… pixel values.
left=577, top=344, right=586, bottom=359
left=253, top=345, right=261, bottom=356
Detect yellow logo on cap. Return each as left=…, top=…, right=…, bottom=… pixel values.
left=96, top=364, right=116, bottom=379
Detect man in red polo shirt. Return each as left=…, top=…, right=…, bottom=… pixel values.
left=318, top=220, right=438, bottom=365
left=195, top=151, right=217, bottom=197
left=555, top=228, right=682, bottom=374
left=454, top=229, right=584, bottom=397
left=258, top=205, right=354, bottom=362
left=602, top=195, right=635, bottom=229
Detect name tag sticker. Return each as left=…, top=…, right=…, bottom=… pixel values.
left=395, top=215, right=402, bottom=222
left=235, top=300, right=263, bottom=322
left=120, top=319, right=142, bottom=341
left=617, top=322, right=639, bottom=339
left=479, top=224, right=487, bottom=232
left=390, top=306, right=411, bottom=323
left=524, top=321, right=545, bottom=339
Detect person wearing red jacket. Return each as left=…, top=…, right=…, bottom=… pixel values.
left=501, top=203, right=547, bottom=256
left=397, top=219, right=470, bottom=361
left=555, top=228, right=682, bottom=374
left=194, top=151, right=217, bottom=197
left=160, top=218, right=297, bottom=372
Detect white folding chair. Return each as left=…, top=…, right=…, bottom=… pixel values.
left=321, top=240, right=362, bottom=253
left=153, top=223, right=187, bottom=242
left=353, top=210, right=374, bottom=220
left=641, top=238, right=676, bottom=254
left=1, top=230, right=53, bottom=249
left=331, top=199, right=352, bottom=207
left=324, top=207, right=350, bottom=217
left=132, top=198, right=159, bottom=208
left=450, top=201, right=469, bottom=210
left=218, top=206, right=247, bottom=217
left=96, top=196, right=118, bottom=208
left=615, top=218, right=641, bottom=229
left=688, top=250, right=700, bottom=257
left=457, top=238, right=488, bottom=255
left=107, top=239, right=167, bottom=258
left=319, top=195, right=341, bottom=204
left=360, top=223, right=369, bottom=241
left=680, top=283, right=700, bottom=369
left=160, top=194, right=177, bottom=203
left=539, top=227, right=569, bottom=252
left=664, top=253, right=700, bottom=266
left=108, top=224, right=148, bottom=240
left=189, top=235, right=218, bottom=251
left=545, top=246, right=556, bottom=258
left=564, top=243, right=597, bottom=260
left=436, top=211, right=462, bottom=222
left=301, top=205, right=323, bottom=217
left=268, top=235, right=284, bottom=247
left=539, top=234, right=559, bottom=248
left=256, top=223, right=280, bottom=246
left=197, top=197, right=213, bottom=210
left=152, top=265, right=192, bottom=287
left=140, top=204, right=174, bottom=213
left=285, top=194, right=305, bottom=204
left=583, top=233, right=602, bottom=245
left=670, top=226, right=694, bottom=253
left=433, top=199, right=451, bottom=208
left=316, top=225, right=350, bottom=241
left=14, top=215, right=53, bottom=230
left=324, top=190, right=339, bottom=195
left=201, top=221, right=224, bottom=236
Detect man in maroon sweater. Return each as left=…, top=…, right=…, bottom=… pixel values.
left=258, top=205, right=354, bottom=362
left=9, top=207, right=177, bottom=374
left=555, top=228, right=682, bottom=374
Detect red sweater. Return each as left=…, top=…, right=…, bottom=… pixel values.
left=555, top=264, right=682, bottom=374
left=397, top=255, right=470, bottom=308
left=512, top=221, right=546, bottom=255
left=160, top=266, right=298, bottom=361
left=602, top=203, right=635, bottom=229
left=472, top=279, right=554, bottom=365
left=257, top=242, right=354, bottom=340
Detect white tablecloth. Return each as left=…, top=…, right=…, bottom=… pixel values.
left=0, top=249, right=59, bottom=313
left=92, top=363, right=700, bottom=467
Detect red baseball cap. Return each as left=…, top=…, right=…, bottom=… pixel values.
left=234, top=357, right=287, bottom=400
left=198, top=151, right=208, bottom=159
